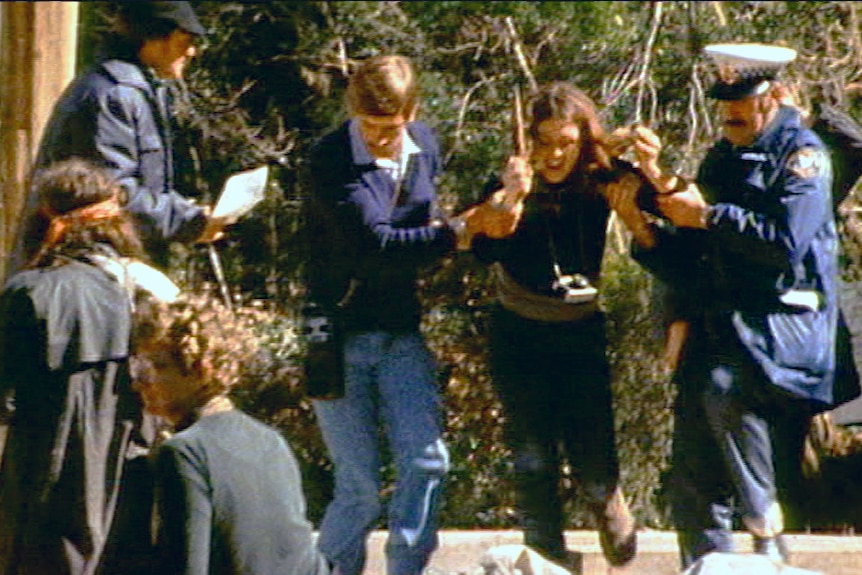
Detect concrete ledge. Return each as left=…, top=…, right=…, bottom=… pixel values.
left=362, top=530, right=862, bottom=575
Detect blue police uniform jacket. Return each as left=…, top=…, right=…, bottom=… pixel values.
left=637, top=106, right=839, bottom=405
left=304, top=119, right=456, bottom=332
left=33, top=58, right=206, bottom=263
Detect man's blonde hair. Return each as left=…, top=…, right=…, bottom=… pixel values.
left=345, top=55, right=419, bottom=117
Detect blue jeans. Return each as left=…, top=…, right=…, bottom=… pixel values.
left=312, top=331, right=448, bottom=575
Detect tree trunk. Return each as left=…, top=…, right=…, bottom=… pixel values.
left=0, top=1, right=78, bottom=285
left=0, top=2, right=78, bottom=459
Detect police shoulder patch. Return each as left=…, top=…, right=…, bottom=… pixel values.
left=787, top=147, right=828, bottom=179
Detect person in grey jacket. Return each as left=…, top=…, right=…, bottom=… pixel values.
left=22, top=1, right=225, bottom=269
left=131, top=295, right=329, bottom=575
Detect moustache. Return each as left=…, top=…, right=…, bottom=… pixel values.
left=724, top=119, right=747, bottom=127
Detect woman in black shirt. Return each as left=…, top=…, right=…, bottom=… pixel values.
left=466, top=82, right=656, bottom=568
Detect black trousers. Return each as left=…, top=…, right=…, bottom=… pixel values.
left=488, top=306, right=619, bottom=558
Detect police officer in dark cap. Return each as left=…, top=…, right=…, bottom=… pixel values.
left=21, top=1, right=227, bottom=270
left=616, top=43, right=840, bottom=568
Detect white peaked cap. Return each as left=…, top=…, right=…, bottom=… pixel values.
left=704, top=43, right=797, bottom=100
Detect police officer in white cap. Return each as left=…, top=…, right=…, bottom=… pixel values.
left=620, top=43, right=840, bottom=568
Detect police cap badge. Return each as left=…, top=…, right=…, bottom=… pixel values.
left=704, top=43, right=796, bottom=101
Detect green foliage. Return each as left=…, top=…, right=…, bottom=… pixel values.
left=601, top=242, right=675, bottom=527
left=422, top=294, right=517, bottom=527
left=78, top=0, right=862, bottom=530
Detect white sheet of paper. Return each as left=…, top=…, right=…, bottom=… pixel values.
left=211, top=165, right=269, bottom=221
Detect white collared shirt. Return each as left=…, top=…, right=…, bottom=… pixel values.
left=376, top=130, right=421, bottom=182
left=351, top=120, right=421, bottom=182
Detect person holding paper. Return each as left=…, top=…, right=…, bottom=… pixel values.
left=21, top=1, right=226, bottom=269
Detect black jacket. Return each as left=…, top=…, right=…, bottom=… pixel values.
left=305, top=120, right=455, bottom=331
left=0, top=261, right=145, bottom=575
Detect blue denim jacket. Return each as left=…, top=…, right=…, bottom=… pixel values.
left=305, top=120, right=455, bottom=331
left=637, top=106, right=840, bottom=404
left=34, top=59, right=206, bottom=265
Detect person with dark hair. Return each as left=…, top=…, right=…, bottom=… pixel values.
left=130, top=295, right=329, bottom=575
left=0, top=158, right=178, bottom=575
left=19, top=1, right=225, bottom=270
left=457, top=81, right=655, bottom=570
left=630, top=43, right=839, bottom=568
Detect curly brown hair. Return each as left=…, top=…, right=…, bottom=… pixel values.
left=133, top=294, right=261, bottom=403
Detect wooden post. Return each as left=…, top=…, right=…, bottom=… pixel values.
left=0, top=1, right=78, bottom=285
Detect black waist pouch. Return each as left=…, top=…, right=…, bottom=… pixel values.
left=300, top=302, right=345, bottom=400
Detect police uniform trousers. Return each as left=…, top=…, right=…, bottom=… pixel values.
left=670, top=315, right=816, bottom=568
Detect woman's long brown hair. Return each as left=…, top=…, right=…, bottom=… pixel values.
left=26, top=158, right=145, bottom=269
left=527, top=82, right=613, bottom=178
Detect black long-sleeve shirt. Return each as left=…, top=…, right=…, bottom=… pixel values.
left=472, top=177, right=611, bottom=295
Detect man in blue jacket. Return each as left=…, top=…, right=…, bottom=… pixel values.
left=629, top=44, right=839, bottom=568
left=23, top=1, right=225, bottom=269
left=303, top=54, right=517, bottom=575
left=304, top=55, right=457, bottom=575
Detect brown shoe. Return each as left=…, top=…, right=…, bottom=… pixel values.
left=595, top=487, right=637, bottom=567
left=558, top=550, right=584, bottom=574
left=753, top=533, right=789, bottom=563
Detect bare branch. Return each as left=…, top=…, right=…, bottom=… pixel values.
left=503, top=16, right=539, bottom=94
left=711, top=1, right=727, bottom=27
left=635, top=2, right=664, bottom=125
left=444, top=74, right=502, bottom=166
